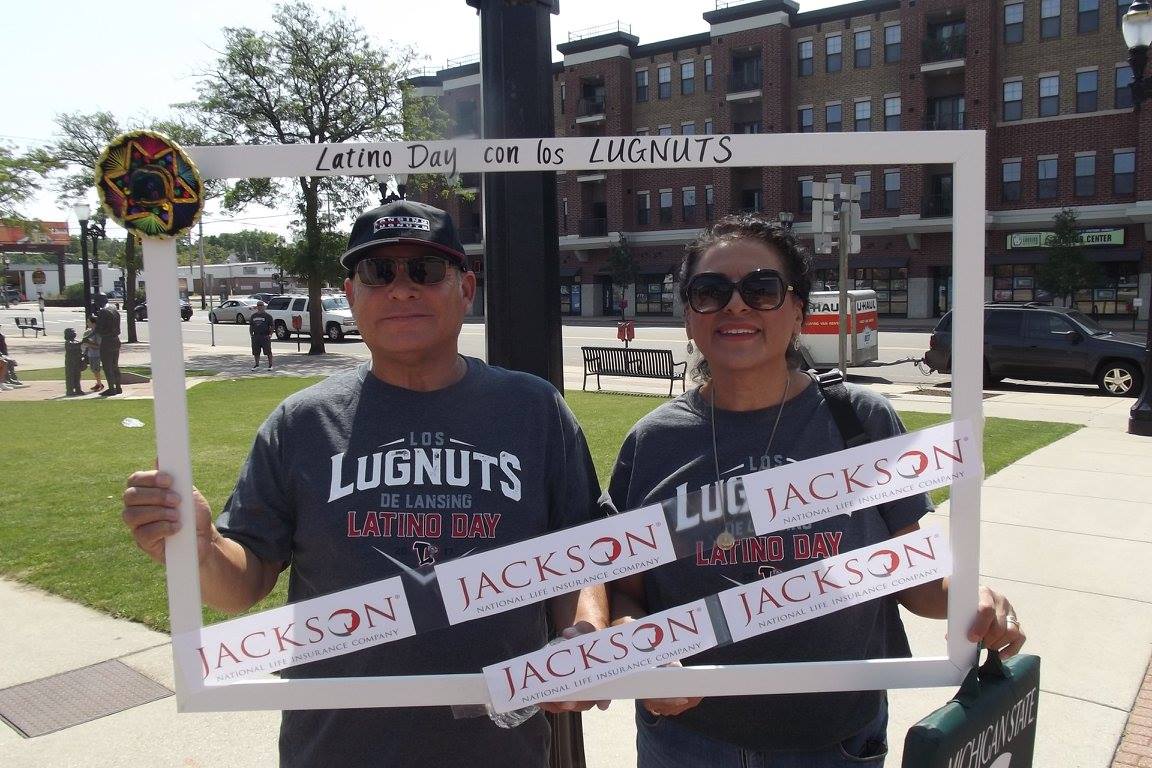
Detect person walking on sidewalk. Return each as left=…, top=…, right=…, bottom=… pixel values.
left=248, top=301, right=274, bottom=370
left=93, top=303, right=122, bottom=396
left=121, top=199, right=609, bottom=768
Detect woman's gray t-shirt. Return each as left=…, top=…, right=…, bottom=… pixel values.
left=607, top=377, right=932, bottom=752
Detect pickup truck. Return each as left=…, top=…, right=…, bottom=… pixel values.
left=264, top=294, right=359, bottom=341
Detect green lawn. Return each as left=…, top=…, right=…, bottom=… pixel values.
left=0, top=381, right=1077, bottom=632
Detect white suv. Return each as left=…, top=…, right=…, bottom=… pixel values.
left=264, top=294, right=359, bottom=341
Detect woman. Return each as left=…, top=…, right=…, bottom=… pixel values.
left=608, top=215, right=1024, bottom=766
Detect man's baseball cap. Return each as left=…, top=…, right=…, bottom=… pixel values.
left=340, top=200, right=467, bottom=272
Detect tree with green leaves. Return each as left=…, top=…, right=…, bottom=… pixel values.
left=606, top=233, right=638, bottom=319
left=0, top=144, right=56, bottom=225
left=1037, top=208, right=1100, bottom=309
left=34, top=111, right=217, bottom=341
left=188, top=1, right=443, bottom=354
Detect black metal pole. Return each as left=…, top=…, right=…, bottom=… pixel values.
left=469, top=0, right=564, bottom=390
left=91, top=233, right=101, bottom=302
left=79, top=221, right=92, bottom=316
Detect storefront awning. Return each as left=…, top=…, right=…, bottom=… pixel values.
left=990, top=250, right=1141, bottom=266
left=811, top=255, right=909, bottom=269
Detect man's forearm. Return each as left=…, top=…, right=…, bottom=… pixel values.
left=199, top=529, right=281, bottom=614
left=549, top=585, right=609, bottom=633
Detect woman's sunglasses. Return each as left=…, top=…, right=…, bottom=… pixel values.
left=681, top=269, right=794, bottom=314
left=354, top=255, right=458, bottom=287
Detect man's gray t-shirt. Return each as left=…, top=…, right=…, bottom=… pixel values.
left=217, top=358, right=603, bottom=767
left=607, top=377, right=931, bottom=752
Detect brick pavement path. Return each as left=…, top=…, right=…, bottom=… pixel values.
left=1112, top=653, right=1152, bottom=766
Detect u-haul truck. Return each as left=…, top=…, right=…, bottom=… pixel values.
left=798, top=290, right=880, bottom=370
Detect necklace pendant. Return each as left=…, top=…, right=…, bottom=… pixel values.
left=716, top=530, right=737, bottom=550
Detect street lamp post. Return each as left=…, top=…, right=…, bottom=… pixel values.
left=1122, top=0, right=1152, bottom=435
left=89, top=220, right=105, bottom=306
left=72, top=203, right=94, bottom=315
left=778, top=210, right=795, bottom=232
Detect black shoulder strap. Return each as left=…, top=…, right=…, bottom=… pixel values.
left=814, top=371, right=871, bottom=448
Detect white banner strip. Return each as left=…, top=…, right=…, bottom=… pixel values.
left=744, top=420, right=977, bottom=536
left=483, top=599, right=718, bottom=714
left=435, top=504, right=676, bottom=625
left=718, top=527, right=952, bottom=644
left=175, top=576, right=416, bottom=686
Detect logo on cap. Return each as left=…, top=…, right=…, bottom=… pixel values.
left=373, top=215, right=431, bottom=233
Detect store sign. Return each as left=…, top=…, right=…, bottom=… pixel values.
left=1007, top=229, right=1124, bottom=249
left=32, top=269, right=46, bottom=285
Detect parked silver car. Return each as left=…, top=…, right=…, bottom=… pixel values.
left=208, top=298, right=262, bottom=324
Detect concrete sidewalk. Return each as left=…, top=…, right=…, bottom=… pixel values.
left=1, top=335, right=1150, bottom=767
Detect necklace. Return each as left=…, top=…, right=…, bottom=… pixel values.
left=710, top=373, right=791, bottom=550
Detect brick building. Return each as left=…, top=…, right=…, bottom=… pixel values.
left=410, top=0, right=1151, bottom=321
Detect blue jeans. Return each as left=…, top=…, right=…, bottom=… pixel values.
left=636, top=698, right=888, bottom=768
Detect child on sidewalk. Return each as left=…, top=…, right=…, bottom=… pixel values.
left=64, top=328, right=85, bottom=397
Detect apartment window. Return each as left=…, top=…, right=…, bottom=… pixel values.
left=826, top=103, right=843, bottom=132
left=1118, top=0, right=1132, bottom=29
left=659, top=189, right=673, bottom=223
left=559, top=83, right=566, bottom=114
left=884, top=96, right=901, bottom=130
left=884, top=24, right=902, bottom=63
left=657, top=125, right=673, bottom=136
left=704, top=118, right=714, bottom=134
left=1075, top=155, right=1096, bottom=196
left=1116, top=65, right=1135, bottom=108
left=855, top=171, right=872, bottom=210
left=854, top=100, right=871, bottom=131
left=1004, top=3, right=1024, bottom=43
left=799, top=178, right=813, bottom=213
left=1076, top=70, right=1099, bottom=112
left=1037, top=157, right=1059, bottom=199
left=1079, top=0, right=1100, bottom=32
left=1041, top=0, right=1061, bottom=38
left=854, top=30, right=871, bottom=68
left=636, top=127, right=649, bottom=136
left=681, top=121, right=696, bottom=135
left=1039, top=75, right=1060, bottom=117
left=561, top=198, right=568, bottom=230
left=704, top=57, right=714, bottom=91
left=884, top=170, right=901, bottom=209
left=636, top=192, right=651, bottom=226
left=681, top=61, right=696, bottom=95
left=705, top=185, right=715, bottom=220
left=1114, top=150, right=1135, bottom=194
left=1003, top=81, right=1023, bottom=121
left=682, top=187, right=697, bottom=222
left=826, top=34, right=843, bottom=73
left=635, top=70, right=649, bottom=102
left=658, top=65, right=671, bottom=99
left=1002, top=160, right=1022, bottom=202
left=798, top=40, right=814, bottom=76
left=798, top=107, right=814, bottom=132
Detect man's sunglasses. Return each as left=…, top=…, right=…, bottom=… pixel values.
left=354, top=255, right=460, bottom=287
left=681, top=269, right=794, bottom=314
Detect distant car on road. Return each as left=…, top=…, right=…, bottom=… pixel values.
left=925, top=302, right=1145, bottom=396
left=245, top=292, right=280, bottom=304
left=134, top=298, right=194, bottom=322
left=209, top=298, right=261, bottom=324
left=2, top=288, right=21, bottom=304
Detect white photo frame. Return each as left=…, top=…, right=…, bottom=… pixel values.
left=142, top=130, right=985, bottom=711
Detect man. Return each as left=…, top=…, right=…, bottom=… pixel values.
left=247, top=300, right=274, bottom=370
left=93, top=301, right=122, bottom=396
left=122, top=199, right=607, bottom=767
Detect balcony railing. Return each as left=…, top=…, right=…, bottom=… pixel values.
left=921, top=194, right=953, bottom=218
left=457, top=227, right=482, bottom=244
left=578, top=97, right=606, bottom=117
left=578, top=218, right=608, bottom=237
left=727, top=70, right=762, bottom=92
left=732, top=121, right=763, bottom=134
left=921, top=34, right=967, bottom=63
left=923, top=112, right=966, bottom=130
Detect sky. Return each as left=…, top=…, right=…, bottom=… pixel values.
left=5, top=0, right=842, bottom=240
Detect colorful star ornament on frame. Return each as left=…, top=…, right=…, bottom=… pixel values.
left=95, top=130, right=204, bottom=239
